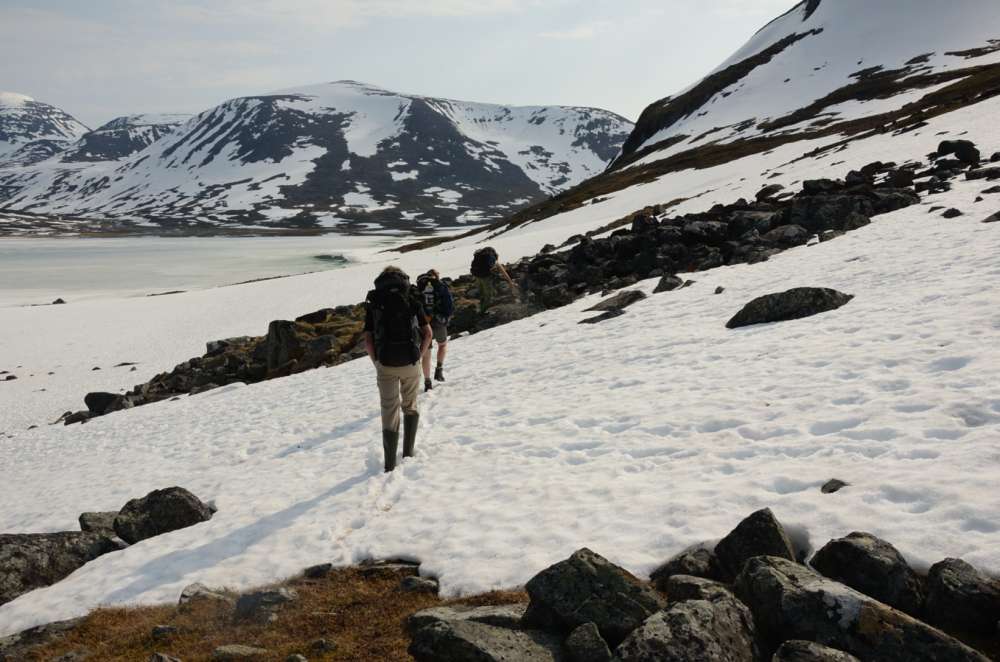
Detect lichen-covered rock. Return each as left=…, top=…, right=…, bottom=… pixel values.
left=662, top=575, right=733, bottom=603
left=925, top=558, right=1000, bottom=635
left=810, top=532, right=924, bottom=615
left=585, top=290, right=647, bottom=312
left=0, top=533, right=117, bottom=606
left=113, top=487, right=213, bottom=544
left=78, top=512, right=118, bottom=538
left=234, top=587, right=298, bottom=622
left=408, top=604, right=528, bottom=633
left=650, top=547, right=722, bottom=590
left=564, top=622, right=612, bottom=662
left=735, top=556, right=989, bottom=661
left=615, top=591, right=757, bottom=662
left=772, top=640, right=860, bottom=662
left=726, top=288, right=853, bottom=329
left=714, top=508, right=796, bottom=579
left=408, top=620, right=563, bottom=662
left=211, top=645, right=268, bottom=660
left=524, top=548, right=665, bottom=645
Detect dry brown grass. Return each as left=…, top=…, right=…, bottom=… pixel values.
left=24, top=567, right=527, bottom=662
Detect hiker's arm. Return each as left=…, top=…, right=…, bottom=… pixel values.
left=365, top=331, right=376, bottom=363
left=497, top=263, right=516, bottom=288
left=420, top=324, right=432, bottom=355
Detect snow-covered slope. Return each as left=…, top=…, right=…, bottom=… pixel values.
left=0, top=81, right=632, bottom=233
left=615, top=0, right=1000, bottom=167
left=0, top=92, right=89, bottom=167
left=1, top=168, right=999, bottom=635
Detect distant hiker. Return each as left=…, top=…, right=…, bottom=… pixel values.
left=631, top=211, right=656, bottom=233
left=470, top=246, right=516, bottom=313
left=416, top=269, right=454, bottom=392
left=364, top=266, right=432, bottom=472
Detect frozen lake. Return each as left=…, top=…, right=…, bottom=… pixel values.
left=0, top=235, right=411, bottom=307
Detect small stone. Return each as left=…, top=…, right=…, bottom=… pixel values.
left=211, top=645, right=268, bottom=660
left=79, top=512, right=118, bottom=538
left=579, top=309, right=626, bottom=325
left=407, top=604, right=528, bottom=632
left=310, top=638, right=337, bottom=653
left=942, top=208, right=964, bottom=218
left=114, top=487, right=214, bottom=544
left=151, top=624, right=178, bottom=639
left=653, top=275, right=684, bottom=293
left=715, top=286, right=725, bottom=294
left=303, top=563, right=333, bottom=579
left=982, top=211, right=1000, bottom=223
left=286, top=656, right=308, bottom=662
left=234, top=588, right=298, bottom=622
left=663, top=575, right=734, bottom=602
left=149, top=653, right=182, bottom=662
left=52, top=298, right=66, bottom=305
left=178, top=582, right=233, bottom=609
left=400, top=576, right=439, bottom=594
left=821, top=479, right=848, bottom=494
left=650, top=547, right=723, bottom=589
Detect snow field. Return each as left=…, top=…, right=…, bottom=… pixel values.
left=1, top=176, right=998, bottom=634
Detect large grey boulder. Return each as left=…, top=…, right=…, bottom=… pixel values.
left=726, top=288, right=853, bottom=329
left=650, top=547, right=722, bottom=590
left=714, top=508, right=796, bottom=580
left=615, top=591, right=758, bottom=662
left=0, top=617, right=83, bottom=662
left=772, top=640, right=860, bottom=661
left=178, top=582, right=233, bottom=610
left=925, top=558, right=1000, bottom=635
left=524, top=548, right=665, bottom=645
left=0, top=533, right=117, bottom=606
left=735, top=556, right=990, bottom=661
left=564, top=622, right=612, bottom=662
left=810, top=532, right=924, bottom=615
left=114, top=487, right=213, bottom=544
left=408, top=620, right=564, bottom=662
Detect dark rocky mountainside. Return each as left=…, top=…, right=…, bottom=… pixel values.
left=58, top=114, right=191, bottom=163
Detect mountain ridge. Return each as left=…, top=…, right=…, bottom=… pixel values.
left=0, top=81, right=633, bottom=235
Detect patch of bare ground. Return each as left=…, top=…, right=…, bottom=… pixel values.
left=18, top=566, right=526, bottom=661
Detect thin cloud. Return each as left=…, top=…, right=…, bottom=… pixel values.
left=537, top=20, right=611, bottom=40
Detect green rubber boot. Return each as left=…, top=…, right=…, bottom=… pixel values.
left=403, top=413, right=419, bottom=458
left=382, top=429, right=399, bottom=472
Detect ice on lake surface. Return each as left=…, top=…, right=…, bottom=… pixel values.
left=0, top=235, right=408, bottom=307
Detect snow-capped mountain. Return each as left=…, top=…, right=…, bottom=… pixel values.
left=0, top=92, right=89, bottom=167
left=0, top=81, right=632, bottom=233
left=614, top=0, right=1000, bottom=169
left=58, top=114, right=191, bottom=163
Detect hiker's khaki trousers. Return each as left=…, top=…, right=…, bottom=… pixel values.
left=375, top=361, right=421, bottom=432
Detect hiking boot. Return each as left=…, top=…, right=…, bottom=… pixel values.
left=382, top=430, right=399, bottom=472
left=403, top=413, right=419, bottom=458
left=424, top=378, right=433, bottom=392
left=434, top=365, right=445, bottom=382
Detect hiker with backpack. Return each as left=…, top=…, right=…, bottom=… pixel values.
left=416, top=269, right=454, bottom=392
left=470, top=246, right=516, bottom=313
left=364, top=266, right=433, bottom=472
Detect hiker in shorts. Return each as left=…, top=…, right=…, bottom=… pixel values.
left=416, top=269, right=454, bottom=392
left=364, top=266, right=432, bottom=472
left=470, top=246, right=516, bottom=313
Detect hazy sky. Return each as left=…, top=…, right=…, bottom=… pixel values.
left=1, top=0, right=796, bottom=128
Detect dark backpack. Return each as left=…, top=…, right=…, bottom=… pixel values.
left=471, top=247, right=498, bottom=277
left=366, top=271, right=421, bottom=367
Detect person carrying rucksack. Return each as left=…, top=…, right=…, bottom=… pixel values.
left=470, top=246, right=515, bottom=313
left=364, top=266, right=432, bottom=472
left=416, top=269, right=454, bottom=392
